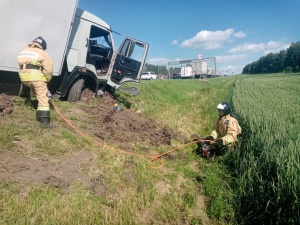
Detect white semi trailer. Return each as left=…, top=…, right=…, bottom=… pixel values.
left=190, top=61, right=208, bottom=78
left=180, top=65, right=194, bottom=79
left=0, top=0, right=149, bottom=101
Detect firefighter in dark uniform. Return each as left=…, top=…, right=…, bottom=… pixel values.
left=204, top=102, right=242, bottom=156
left=17, top=37, right=53, bottom=126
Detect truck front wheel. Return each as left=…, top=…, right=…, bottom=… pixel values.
left=67, top=77, right=86, bottom=102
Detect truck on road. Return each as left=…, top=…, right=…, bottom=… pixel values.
left=191, top=61, right=208, bottom=79
left=180, top=65, right=194, bottom=79
left=0, top=0, right=149, bottom=101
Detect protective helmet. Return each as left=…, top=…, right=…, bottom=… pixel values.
left=32, top=36, right=47, bottom=50
left=217, top=102, right=232, bottom=115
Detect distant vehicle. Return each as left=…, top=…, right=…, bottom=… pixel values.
left=191, top=61, right=208, bottom=79
left=180, top=65, right=194, bottom=79
left=172, top=73, right=182, bottom=79
left=141, top=72, right=157, bottom=80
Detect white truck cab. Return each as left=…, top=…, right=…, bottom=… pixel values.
left=0, top=0, right=149, bottom=101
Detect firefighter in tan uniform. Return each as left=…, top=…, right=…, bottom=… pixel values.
left=205, top=102, right=242, bottom=155
left=17, top=37, right=53, bottom=126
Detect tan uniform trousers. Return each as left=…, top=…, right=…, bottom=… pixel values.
left=22, top=81, right=49, bottom=110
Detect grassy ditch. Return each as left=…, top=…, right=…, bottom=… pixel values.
left=118, top=77, right=238, bottom=223
left=0, top=77, right=237, bottom=224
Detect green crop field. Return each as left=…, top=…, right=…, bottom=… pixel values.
left=230, top=73, right=300, bottom=224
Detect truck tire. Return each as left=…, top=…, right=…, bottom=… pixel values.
left=67, top=77, right=86, bottom=102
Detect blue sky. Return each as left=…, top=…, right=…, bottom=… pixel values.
left=78, top=0, right=300, bottom=75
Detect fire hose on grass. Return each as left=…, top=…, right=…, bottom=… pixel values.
left=49, top=99, right=215, bottom=168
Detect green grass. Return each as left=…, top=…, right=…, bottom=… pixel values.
left=118, top=77, right=238, bottom=223
left=119, top=78, right=235, bottom=136
left=8, top=73, right=299, bottom=224
left=0, top=76, right=247, bottom=224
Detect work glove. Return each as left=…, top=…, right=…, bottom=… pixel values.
left=204, top=136, right=214, bottom=141
left=215, top=139, right=223, bottom=148
left=46, top=91, right=53, bottom=100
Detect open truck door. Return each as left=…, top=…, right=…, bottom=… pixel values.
left=107, top=37, right=149, bottom=89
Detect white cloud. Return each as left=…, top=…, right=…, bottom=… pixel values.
left=173, top=57, right=183, bottom=61
left=149, top=57, right=170, bottom=65
left=228, top=41, right=290, bottom=54
left=234, top=31, right=246, bottom=38
left=148, top=57, right=184, bottom=65
left=263, top=41, right=290, bottom=54
left=218, top=65, right=244, bottom=75
left=180, top=28, right=245, bottom=50
left=171, top=40, right=178, bottom=45
left=215, top=54, right=248, bottom=74
left=216, top=54, right=248, bottom=63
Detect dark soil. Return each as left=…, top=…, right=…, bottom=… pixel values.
left=83, top=92, right=179, bottom=152
left=0, top=93, right=14, bottom=116
left=0, top=92, right=185, bottom=195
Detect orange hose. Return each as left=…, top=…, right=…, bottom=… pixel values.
left=50, top=99, right=212, bottom=168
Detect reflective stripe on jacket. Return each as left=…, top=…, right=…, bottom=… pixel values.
left=210, top=114, right=242, bottom=145
left=17, top=43, right=53, bottom=82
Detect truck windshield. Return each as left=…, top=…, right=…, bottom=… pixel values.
left=87, top=25, right=114, bottom=76
left=89, top=25, right=112, bottom=49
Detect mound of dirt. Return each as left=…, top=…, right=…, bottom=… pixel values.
left=83, top=92, right=180, bottom=151
left=0, top=93, right=14, bottom=116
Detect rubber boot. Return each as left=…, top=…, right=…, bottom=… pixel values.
left=36, top=110, right=55, bottom=128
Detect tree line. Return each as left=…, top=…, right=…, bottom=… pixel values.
left=242, top=41, right=300, bottom=74
left=144, top=64, right=168, bottom=75
left=143, top=64, right=181, bottom=75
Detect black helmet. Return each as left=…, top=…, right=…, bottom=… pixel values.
left=217, top=102, right=232, bottom=115
left=32, top=36, right=47, bottom=50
